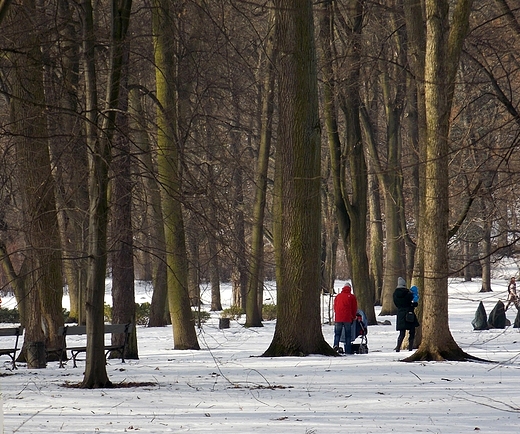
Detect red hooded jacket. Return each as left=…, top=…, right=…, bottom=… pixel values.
left=334, top=284, right=358, bottom=323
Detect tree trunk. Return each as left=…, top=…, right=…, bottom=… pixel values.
left=480, top=200, right=492, bottom=292
left=49, top=0, right=89, bottom=325
left=367, top=170, right=384, bottom=304
left=128, top=87, right=169, bottom=327
left=407, top=0, right=476, bottom=362
left=403, top=0, right=427, bottom=348
left=321, top=169, right=340, bottom=297
left=245, top=8, right=276, bottom=328
left=263, top=0, right=333, bottom=357
left=9, top=0, right=64, bottom=365
left=153, top=0, right=199, bottom=350
left=82, top=0, right=133, bottom=387
left=111, top=40, right=138, bottom=359
left=0, top=0, right=11, bottom=25
left=365, top=4, right=408, bottom=315
left=230, top=125, right=248, bottom=312
left=334, top=0, right=375, bottom=324
left=206, top=156, right=222, bottom=312
left=186, top=226, right=200, bottom=307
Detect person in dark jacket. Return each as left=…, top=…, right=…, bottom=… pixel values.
left=393, top=277, right=419, bottom=352
left=333, top=283, right=358, bottom=354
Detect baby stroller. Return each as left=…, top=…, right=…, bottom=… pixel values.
left=340, top=310, right=368, bottom=354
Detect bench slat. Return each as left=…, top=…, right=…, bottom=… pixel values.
left=0, top=326, right=23, bottom=337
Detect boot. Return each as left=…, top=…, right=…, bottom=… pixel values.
left=395, top=337, right=404, bottom=352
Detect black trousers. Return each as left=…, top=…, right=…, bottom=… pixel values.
left=396, top=328, right=416, bottom=351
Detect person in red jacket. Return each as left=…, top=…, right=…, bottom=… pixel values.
left=333, top=283, right=358, bottom=354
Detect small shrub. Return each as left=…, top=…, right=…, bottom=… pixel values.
left=135, top=302, right=150, bottom=325
left=221, top=305, right=244, bottom=320
left=192, top=309, right=211, bottom=325
left=104, top=303, right=112, bottom=322
left=0, top=307, right=20, bottom=323
left=104, top=302, right=151, bottom=325
left=262, top=304, right=277, bottom=321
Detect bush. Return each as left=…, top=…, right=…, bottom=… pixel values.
left=0, top=307, right=20, bottom=323
left=221, top=305, right=244, bottom=320
left=262, top=304, right=277, bottom=321
left=103, top=302, right=150, bottom=325
left=104, top=303, right=112, bottom=322
left=192, top=309, right=211, bottom=325
left=135, top=302, right=151, bottom=325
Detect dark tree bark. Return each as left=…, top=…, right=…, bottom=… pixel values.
left=82, top=0, right=133, bottom=388
left=8, top=0, right=64, bottom=366
left=48, top=0, right=89, bottom=325
left=111, top=41, right=138, bottom=359
left=245, top=8, right=276, bottom=328
left=128, top=87, right=169, bottom=327
left=263, top=0, right=333, bottom=357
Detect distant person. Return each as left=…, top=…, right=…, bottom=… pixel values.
left=505, top=276, right=517, bottom=311
left=393, top=277, right=419, bottom=352
left=333, top=283, right=358, bottom=354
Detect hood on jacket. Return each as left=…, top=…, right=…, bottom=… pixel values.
left=341, top=284, right=352, bottom=294
left=397, top=277, right=407, bottom=289
left=394, top=286, right=409, bottom=299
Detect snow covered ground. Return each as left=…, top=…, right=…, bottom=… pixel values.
left=1, top=271, right=520, bottom=433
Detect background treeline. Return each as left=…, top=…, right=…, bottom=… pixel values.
left=0, top=1, right=519, bottom=373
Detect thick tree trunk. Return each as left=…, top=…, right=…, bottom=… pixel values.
left=263, top=0, right=333, bottom=357
left=406, top=0, right=476, bottom=362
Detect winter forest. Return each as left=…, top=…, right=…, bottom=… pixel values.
left=0, top=0, right=519, bottom=387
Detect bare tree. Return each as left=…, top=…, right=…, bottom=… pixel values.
left=7, top=0, right=64, bottom=367
left=318, top=0, right=376, bottom=324
left=245, top=7, right=276, bottom=328
left=81, top=0, right=133, bottom=387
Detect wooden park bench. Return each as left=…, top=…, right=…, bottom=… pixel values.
left=57, top=323, right=133, bottom=368
left=0, top=326, right=23, bottom=369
